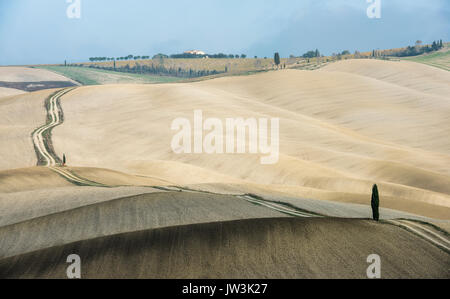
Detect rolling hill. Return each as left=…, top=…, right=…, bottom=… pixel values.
left=0, top=58, right=449, bottom=278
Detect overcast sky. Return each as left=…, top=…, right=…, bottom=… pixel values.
left=0, top=0, right=449, bottom=65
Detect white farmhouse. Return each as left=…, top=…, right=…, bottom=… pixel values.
left=184, top=50, right=206, bottom=56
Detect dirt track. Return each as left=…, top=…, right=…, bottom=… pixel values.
left=32, top=88, right=72, bottom=166
left=30, top=87, right=108, bottom=186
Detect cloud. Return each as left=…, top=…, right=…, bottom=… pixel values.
left=245, top=0, right=450, bottom=57
left=0, top=0, right=448, bottom=65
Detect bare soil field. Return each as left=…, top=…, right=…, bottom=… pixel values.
left=0, top=67, right=75, bottom=82
left=38, top=66, right=183, bottom=85
left=0, top=81, right=76, bottom=92
left=0, top=58, right=448, bottom=278
left=1, top=218, right=448, bottom=279
left=0, top=87, right=27, bottom=98
left=0, top=67, right=77, bottom=95
left=35, top=60, right=449, bottom=219
left=0, top=89, right=57, bottom=170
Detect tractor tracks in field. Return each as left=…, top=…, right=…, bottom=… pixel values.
left=239, top=193, right=449, bottom=252
left=32, top=88, right=71, bottom=167
left=31, top=87, right=107, bottom=187
left=387, top=219, right=450, bottom=253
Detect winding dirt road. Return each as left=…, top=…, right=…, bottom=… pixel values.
left=31, top=88, right=106, bottom=187
left=32, top=88, right=70, bottom=166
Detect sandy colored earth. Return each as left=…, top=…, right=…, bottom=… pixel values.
left=0, top=67, right=78, bottom=96
left=0, top=167, right=72, bottom=193
left=36, top=59, right=449, bottom=219
left=1, top=218, right=448, bottom=279
left=0, top=89, right=58, bottom=171
left=0, top=59, right=449, bottom=278
left=38, top=66, right=183, bottom=85
left=0, top=87, right=27, bottom=98
left=0, top=67, right=74, bottom=83
left=0, top=191, right=288, bottom=259
left=321, top=59, right=450, bottom=96
left=0, top=166, right=169, bottom=193
left=0, top=185, right=164, bottom=227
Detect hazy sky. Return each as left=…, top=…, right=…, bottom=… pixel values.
left=0, top=0, right=449, bottom=65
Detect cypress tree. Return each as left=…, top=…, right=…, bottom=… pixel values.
left=371, top=184, right=380, bottom=221
left=432, top=41, right=438, bottom=51
left=274, top=52, right=281, bottom=68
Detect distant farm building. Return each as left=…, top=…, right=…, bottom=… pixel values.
left=184, top=50, right=206, bottom=56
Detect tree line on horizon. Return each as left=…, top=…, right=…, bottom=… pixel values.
left=84, top=62, right=225, bottom=79
left=87, top=39, right=445, bottom=64
left=78, top=39, right=446, bottom=79
left=89, top=53, right=248, bottom=62
left=169, top=53, right=248, bottom=59
left=389, top=40, right=444, bottom=57
left=89, top=55, right=151, bottom=62
left=289, top=39, right=445, bottom=60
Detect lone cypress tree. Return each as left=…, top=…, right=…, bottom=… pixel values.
left=371, top=184, right=380, bottom=221
left=274, top=52, right=281, bottom=68
left=63, top=154, right=66, bottom=166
